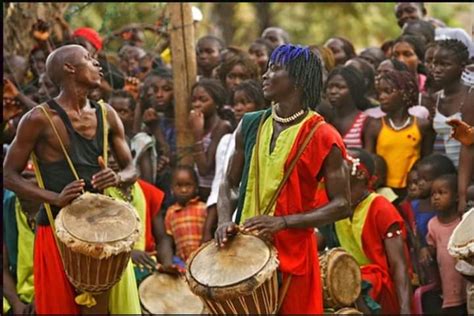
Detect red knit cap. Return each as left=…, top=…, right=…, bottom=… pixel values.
left=73, top=27, right=103, bottom=52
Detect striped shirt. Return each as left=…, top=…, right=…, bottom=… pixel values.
left=342, top=112, right=367, bottom=149
left=164, top=198, right=207, bottom=261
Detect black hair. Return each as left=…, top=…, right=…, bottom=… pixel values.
left=332, top=37, right=357, bottom=60
left=108, top=90, right=136, bottom=111
left=269, top=44, right=323, bottom=109
left=231, top=80, right=266, bottom=110
left=346, top=57, right=376, bottom=95
left=172, top=165, right=199, bottom=187
left=433, top=173, right=458, bottom=194
left=403, top=20, right=435, bottom=44
left=191, top=78, right=228, bottom=110
left=433, top=39, right=470, bottom=65
left=326, top=65, right=372, bottom=111
left=348, top=147, right=376, bottom=178
left=394, top=35, right=427, bottom=74
left=394, top=35, right=426, bottom=61
left=250, top=38, right=274, bottom=56
left=377, top=70, right=418, bottom=107
left=216, top=53, right=259, bottom=90
left=263, top=27, right=290, bottom=43
left=381, top=40, right=395, bottom=55
left=389, top=58, right=410, bottom=72
left=197, top=35, right=225, bottom=51
left=146, top=67, right=173, bottom=81
left=418, top=153, right=457, bottom=179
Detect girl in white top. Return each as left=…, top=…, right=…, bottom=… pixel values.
left=425, top=39, right=474, bottom=213
left=202, top=80, right=267, bottom=242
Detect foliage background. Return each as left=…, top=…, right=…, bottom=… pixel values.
left=3, top=2, right=472, bottom=56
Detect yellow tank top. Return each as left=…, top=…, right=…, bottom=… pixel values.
left=376, top=116, right=421, bottom=188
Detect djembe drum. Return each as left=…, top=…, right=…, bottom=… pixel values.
left=448, top=208, right=474, bottom=264
left=139, top=272, right=204, bottom=314
left=186, top=232, right=279, bottom=314
left=319, top=247, right=361, bottom=309
left=55, top=192, right=140, bottom=295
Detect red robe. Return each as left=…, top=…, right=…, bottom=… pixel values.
left=272, top=115, right=347, bottom=314
left=137, top=179, right=164, bottom=252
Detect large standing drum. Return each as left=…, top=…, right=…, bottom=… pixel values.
left=186, top=232, right=279, bottom=314
left=319, top=247, right=361, bottom=309
left=448, top=208, right=474, bottom=264
left=55, top=192, right=141, bottom=294
left=139, top=272, right=204, bottom=314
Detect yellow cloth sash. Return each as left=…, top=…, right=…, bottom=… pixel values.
left=335, top=193, right=379, bottom=266
left=15, top=199, right=35, bottom=304
left=241, top=111, right=313, bottom=223
left=105, top=183, right=146, bottom=251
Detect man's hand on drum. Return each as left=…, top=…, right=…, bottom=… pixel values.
left=156, top=263, right=185, bottom=275
left=243, top=215, right=286, bottom=240
left=53, top=179, right=85, bottom=207
left=214, top=221, right=239, bottom=247
left=92, top=155, right=121, bottom=190
left=131, top=250, right=157, bottom=271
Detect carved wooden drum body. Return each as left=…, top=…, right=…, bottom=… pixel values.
left=186, top=233, right=279, bottom=315
left=55, top=192, right=140, bottom=294
left=319, top=247, right=361, bottom=309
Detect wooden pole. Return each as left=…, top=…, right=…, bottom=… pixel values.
left=168, top=3, right=197, bottom=166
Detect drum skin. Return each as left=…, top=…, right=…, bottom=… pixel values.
left=139, top=272, right=204, bottom=314
left=55, top=192, right=140, bottom=294
left=186, top=233, right=280, bottom=314
left=319, top=247, right=361, bottom=308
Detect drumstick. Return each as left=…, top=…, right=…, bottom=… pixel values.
left=98, top=156, right=106, bottom=169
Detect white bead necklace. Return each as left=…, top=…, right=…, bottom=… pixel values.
left=388, top=116, right=411, bottom=131
left=271, top=103, right=305, bottom=124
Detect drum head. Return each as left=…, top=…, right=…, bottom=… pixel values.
left=189, top=233, right=271, bottom=287
left=327, top=249, right=361, bottom=306
left=60, top=192, right=137, bottom=243
left=139, top=273, right=203, bottom=314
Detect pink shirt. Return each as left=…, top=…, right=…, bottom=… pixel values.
left=426, top=216, right=466, bottom=308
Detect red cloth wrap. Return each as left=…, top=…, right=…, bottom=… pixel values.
left=137, top=179, right=164, bottom=252
left=34, top=226, right=80, bottom=314
left=273, top=116, right=347, bottom=314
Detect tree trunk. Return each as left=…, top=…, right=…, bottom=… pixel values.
left=168, top=3, right=197, bottom=166
left=253, top=3, right=272, bottom=36
left=210, top=3, right=237, bottom=45
left=3, top=2, right=70, bottom=56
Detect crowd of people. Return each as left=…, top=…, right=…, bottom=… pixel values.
left=3, top=2, right=474, bottom=315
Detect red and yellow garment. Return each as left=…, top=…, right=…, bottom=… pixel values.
left=335, top=193, right=408, bottom=314
left=239, top=110, right=347, bottom=314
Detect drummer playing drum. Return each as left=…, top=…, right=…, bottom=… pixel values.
left=215, top=44, right=351, bottom=314
left=4, top=44, right=140, bottom=314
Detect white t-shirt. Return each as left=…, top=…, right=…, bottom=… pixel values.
left=206, top=131, right=239, bottom=222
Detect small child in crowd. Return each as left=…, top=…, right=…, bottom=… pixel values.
left=414, top=154, right=457, bottom=284
left=426, top=174, right=467, bottom=314
left=164, top=166, right=207, bottom=264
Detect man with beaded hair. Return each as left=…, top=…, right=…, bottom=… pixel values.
left=215, top=44, right=351, bottom=313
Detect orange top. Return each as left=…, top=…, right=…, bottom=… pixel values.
left=376, top=117, right=421, bottom=188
